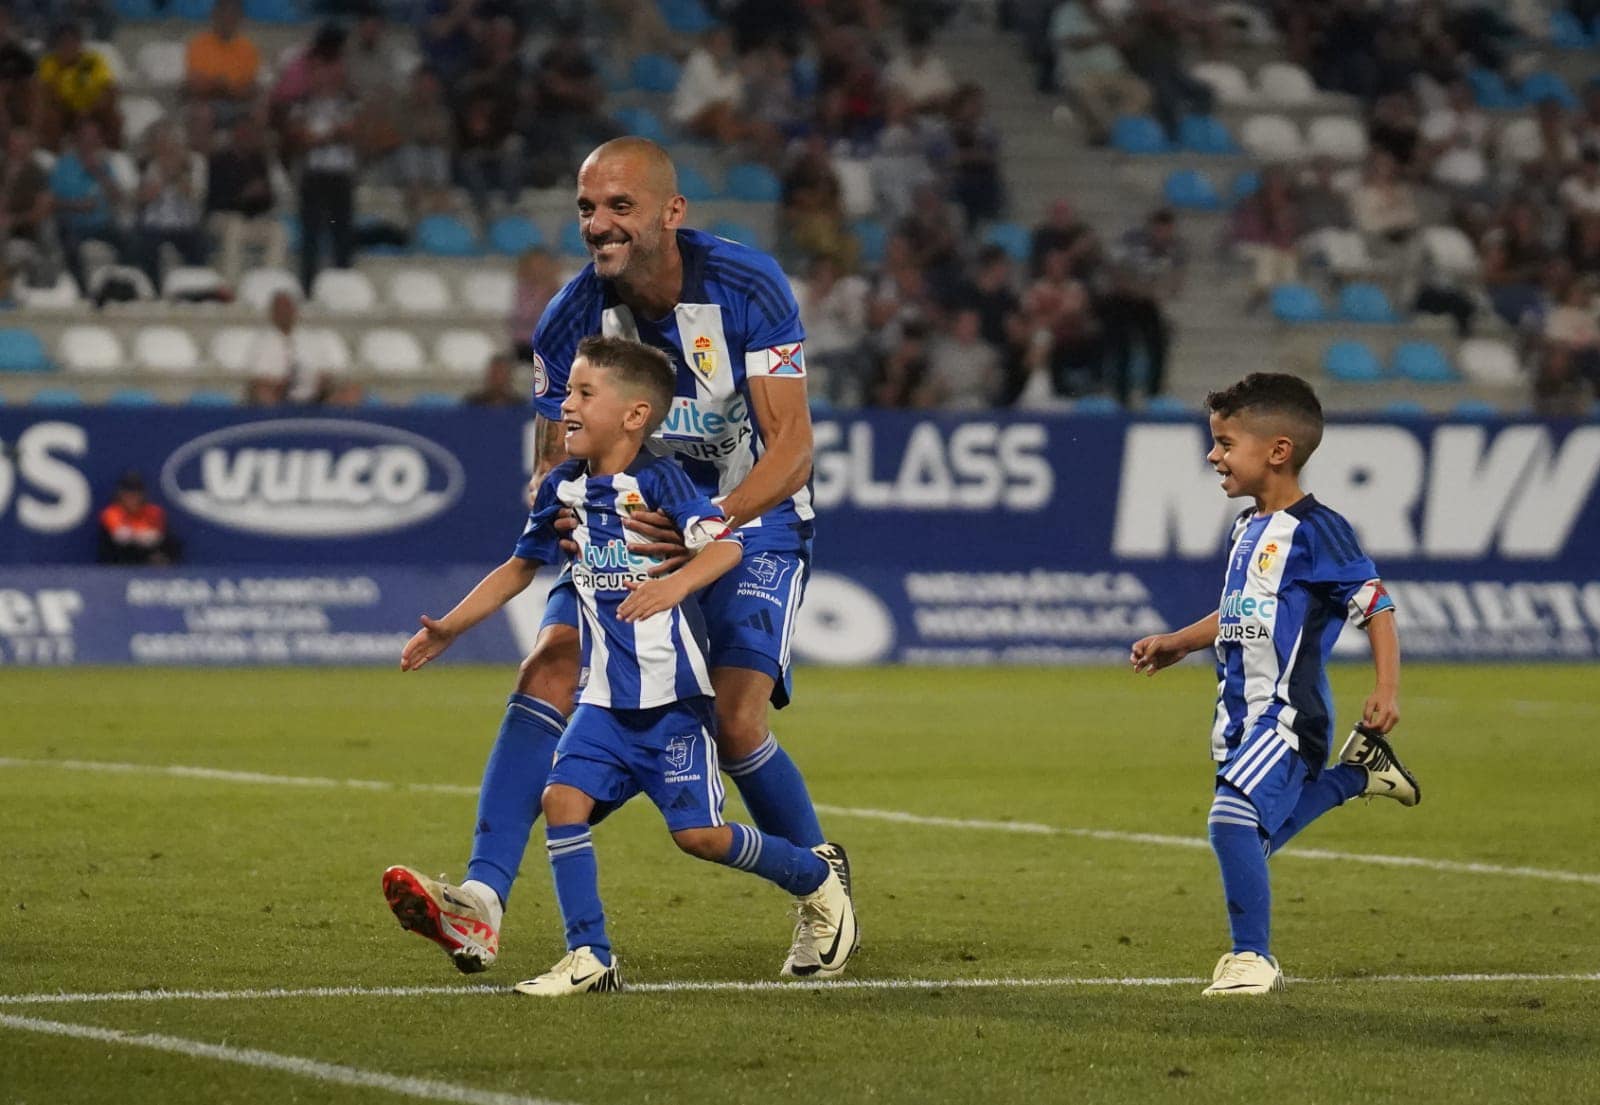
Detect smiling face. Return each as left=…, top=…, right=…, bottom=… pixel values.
left=1206, top=411, right=1291, bottom=501
left=575, top=144, right=684, bottom=283
left=559, top=357, right=653, bottom=461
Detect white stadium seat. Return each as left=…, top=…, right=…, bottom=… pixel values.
left=89, top=40, right=128, bottom=83
left=211, top=326, right=266, bottom=374
left=163, top=266, right=227, bottom=300
left=238, top=267, right=301, bottom=311
left=435, top=329, right=499, bottom=377
left=1457, top=338, right=1523, bottom=386
left=59, top=325, right=124, bottom=374
left=133, top=326, right=201, bottom=373
left=388, top=268, right=453, bottom=313
left=122, top=95, right=166, bottom=145
left=458, top=270, right=515, bottom=315
left=1420, top=225, right=1480, bottom=277
left=311, top=269, right=378, bottom=314
left=87, top=264, right=156, bottom=303
left=1497, top=118, right=1541, bottom=165
left=1306, top=115, right=1368, bottom=161
left=359, top=328, right=424, bottom=375
left=1300, top=228, right=1374, bottom=276
left=301, top=328, right=354, bottom=373
left=136, top=40, right=186, bottom=88
left=1241, top=113, right=1304, bottom=161
left=19, top=273, right=83, bottom=310
left=1192, top=61, right=1252, bottom=105
left=1256, top=62, right=1317, bottom=106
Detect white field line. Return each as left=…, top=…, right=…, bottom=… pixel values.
left=6, top=756, right=1600, bottom=888
left=4, top=973, right=1600, bottom=1010
left=0, top=1012, right=574, bottom=1105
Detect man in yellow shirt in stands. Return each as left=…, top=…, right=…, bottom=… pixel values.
left=37, top=21, right=121, bottom=149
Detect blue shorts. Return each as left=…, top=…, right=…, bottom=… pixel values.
left=1214, top=723, right=1312, bottom=835
left=541, top=533, right=812, bottom=709
left=548, top=696, right=725, bottom=832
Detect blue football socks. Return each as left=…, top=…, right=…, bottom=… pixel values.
left=545, top=823, right=611, bottom=964
left=465, top=694, right=564, bottom=909
left=722, top=733, right=826, bottom=849
left=1267, top=764, right=1368, bottom=856
left=1208, top=787, right=1272, bottom=957
left=719, top=822, right=829, bottom=895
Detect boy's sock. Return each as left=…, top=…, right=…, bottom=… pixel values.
left=1266, top=764, right=1368, bottom=857
left=719, top=822, right=829, bottom=896
left=465, top=694, right=564, bottom=908
left=545, top=823, right=611, bottom=965
left=1208, top=787, right=1272, bottom=957
left=723, top=733, right=826, bottom=849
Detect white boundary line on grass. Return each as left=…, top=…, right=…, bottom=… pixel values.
left=4, top=973, right=1600, bottom=1010
left=0, top=1012, right=575, bottom=1105
left=5, top=756, right=1600, bottom=888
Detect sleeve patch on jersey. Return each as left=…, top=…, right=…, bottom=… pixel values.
left=761, top=343, right=806, bottom=377
left=532, top=353, right=549, bottom=397
left=1347, top=579, right=1395, bottom=626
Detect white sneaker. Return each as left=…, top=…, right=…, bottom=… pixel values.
left=512, top=947, right=623, bottom=996
left=381, top=866, right=499, bottom=974
left=1202, top=951, right=1285, bottom=996
left=780, top=844, right=859, bottom=979
left=1338, top=726, right=1422, bottom=807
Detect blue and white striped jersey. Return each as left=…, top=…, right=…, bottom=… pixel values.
left=514, top=453, right=740, bottom=710
left=529, top=227, right=813, bottom=541
left=1211, top=495, right=1395, bottom=768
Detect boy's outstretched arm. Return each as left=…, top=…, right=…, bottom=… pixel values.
left=1130, top=611, right=1220, bottom=676
left=1361, top=608, right=1401, bottom=733
left=617, top=540, right=741, bottom=623
left=400, top=556, right=540, bottom=671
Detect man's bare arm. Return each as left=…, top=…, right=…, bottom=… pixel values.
left=716, top=375, right=813, bottom=528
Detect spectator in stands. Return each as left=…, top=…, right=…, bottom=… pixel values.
left=869, top=317, right=931, bottom=408
left=49, top=116, right=125, bottom=288
left=269, top=22, right=345, bottom=130
left=390, top=66, right=453, bottom=218
left=207, top=110, right=286, bottom=285
left=519, top=21, right=615, bottom=188
left=1049, top=0, right=1149, bottom=147
left=1229, top=166, right=1298, bottom=311
left=455, top=17, right=523, bottom=220
left=884, top=24, right=956, bottom=115
left=795, top=254, right=871, bottom=407
left=1024, top=244, right=1100, bottom=399
left=508, top=247, right=559, bottom=360
left=1481, top=200, right=1550, bottom=326
left=1535, top=275, right=1600, bottom=415
left=871, top=89, right=942, bottom=223
left=36, top=20, right=119, bottom=150
left=1029, top=197, right=1087, bottom=278
left=1522, top=98, right=1581, bottom=194
left=97, top=471, right=180, bottom=566
left=184, top=0, right=259, bottom=124
left=0, top=124, right=61, bottom=285
left=133, top=122, right=207, bottom=285
left=245, top=289, right=356, bottom=405
left=1120, top=0, right=1212, bottom=140
left=947, top=84, right=1003, bottom=230
left=869, top=233, right=935, bottom=353
left=1102, top=208, right=1185, bottom=405
left=1576, top=84, right=1600, bottom=157
left=1421, top=78, right=1492, bottom=162
left=780, top=134, right=859, bottom=273
left=345, top=5, right=405, bottom=106
left=1294, top=156, right=1351, bottom=235
left=671, top=26, right=751, bottom=147
left=1560, top=149, right=1600, bottom=218
left=418, top=0, right=481, bottom=88
left=922, top=307, right=999, bottom=409
left=1350, top=150, right=1420, bottom=244
left=464, top=352, right=525, bottom=407
left=896, top=181, right=964, bottom=298
left=1307, top=0, right=1382, bottom=101
left=1367, top=91, right=1421, bottom=174
left=0, top=6, right=40, bottom=137
left=289, top=53, right=357, bottom=293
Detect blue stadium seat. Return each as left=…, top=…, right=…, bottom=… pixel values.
left=1230, top=169, right=1261, bottom=203
left=107, top=388, right=159, bottom=406
left=1110, top=115, right=1170, bottom=154
left=630, top=53, right=681, bottom=94
left=982, top=221, right=1032, bottom=262
left=1453, top=398, right=1500, bottom=419
left=1178, top=115, right=1238, bottom=154
left=1521, top=71, right=1579, bottom=109
left=1392, top=340, right=1457, bottom=382
left=1143, top=394, right=1191, bottom=418
left=724, top=163, right=782, bottom=203
left=412, top=392, right=460, bottom=409
left=708, top=219, right=759, bottom=246
left=676, top=162, right=719, bottom=202
left=658, top=0, right=718, bottom=34
left=114, top=0, right=159, bottom=16
left=0, top=329, right=50, bottom=373
left=171, top=0, right=214, bottom=18
left=187, top=390, right=237, bottom=407
left=1163, top=168, right=1221, bottom=211
left=415, top=214, right=480, bottom=257
left=487, top=215, right=544, bottom=256
left=1468, top=67, right=1519, bottom=109
left=243, top=0, right=304, bottom=23
left=280, top=212, right=302, bottom=254
left=560, top=221, right=590, bottom=258
left=1270, top=283, right=1325, bottom=323
left=852, top=218, right=888, bottom=267
left=1549, top=9, right=1594, bottom=48
left=32, top=388, right=84, bottom=406
left=612, top=105, right=669, bottom=145
left=1322, top=340, right=1383, bottom=382
left=1337, top=282, right=1400, bottom=323
left=1384, top=400, right=1427, bottom=418
left=1073, top=395, right=1123, bottom=416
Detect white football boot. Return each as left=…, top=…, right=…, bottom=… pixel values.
left=780, top=843, right=859, bottom=979
left=1338, top=725, right=1422, bottom=807
left=513, top=947, right=623, bottom=996
left=1202, top=951, right=1285, bottom=996
left=381, top=866, right=500, bottom=974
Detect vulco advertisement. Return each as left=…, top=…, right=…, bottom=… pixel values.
left=2, top=410, right=1598, bottom=666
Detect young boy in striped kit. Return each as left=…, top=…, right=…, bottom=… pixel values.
left=1130, top=373, right=1421, bottom=995
left=390, top=335, right=854, bottom=995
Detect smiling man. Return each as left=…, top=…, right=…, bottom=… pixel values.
left=383, top=137, right=857, bottom=982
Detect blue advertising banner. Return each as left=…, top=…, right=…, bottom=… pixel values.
left=3, top=409, right=1598, bottom=665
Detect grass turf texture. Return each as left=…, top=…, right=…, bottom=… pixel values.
left=3, top=664, right=1598, bottom=1105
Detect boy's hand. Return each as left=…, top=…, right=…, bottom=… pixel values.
left=621, top=508, right=691, bottom=576
left=1130, top=633, right=1187, bottom=675
left=555, top=507, right=579, bottom=556
left=400, top=615, right=457, bottom=671
left=617, top=577, right=686, bottom=622
left=1361, top=687, right=1400, bottom=734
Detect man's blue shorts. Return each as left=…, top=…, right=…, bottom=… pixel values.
left=541, top=529, right=812, bottom=708
left=1214, top=722, right=1313, bottom=835
left=547, top=696, right=725, bottom=832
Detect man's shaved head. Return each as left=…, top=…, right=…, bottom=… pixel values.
left=575, top=137, right=686, bottom=284
left=579, top=137, right=679, bottom=200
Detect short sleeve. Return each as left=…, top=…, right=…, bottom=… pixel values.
left=511, top=471, right=566, bottom=565
left=529, top=280, right=592, bottom=422
left=734, top=252, right=808, bottom=381
left=1298, top=510, right=1396, bottom=627
left=642, top=461, right=741, bottom=550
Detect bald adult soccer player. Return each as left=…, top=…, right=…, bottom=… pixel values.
left=383, top=138, right=857, bottom=980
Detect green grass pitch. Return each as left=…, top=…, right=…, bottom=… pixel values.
left=3, top=663, right=1598, bottom=1105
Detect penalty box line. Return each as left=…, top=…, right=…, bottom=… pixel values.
left=5, top=756, right=1600, bottom=888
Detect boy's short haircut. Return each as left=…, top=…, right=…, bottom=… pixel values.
left=576, top=335, right=677, bottom=435
left=1205, top=372, right=1325, bottom=470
